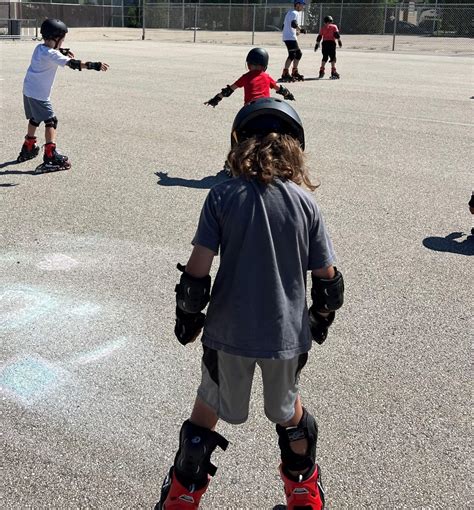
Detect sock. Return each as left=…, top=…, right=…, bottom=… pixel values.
left=44, top=143, right=55, bottom=158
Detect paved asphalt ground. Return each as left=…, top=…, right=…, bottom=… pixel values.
left=1, top=37, right=473, bottom=509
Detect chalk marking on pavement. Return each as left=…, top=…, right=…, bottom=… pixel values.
left=36, top=253, right=79, bottom=271
left=70, top=338, right=127, bottom=365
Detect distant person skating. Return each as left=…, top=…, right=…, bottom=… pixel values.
left=314, top=16, right=342, bottom=80
left=205, top=48, right=295, bottom=107
left=281, top=1, right=307, bottom=82
left=18, top=18, right=109, bottom=173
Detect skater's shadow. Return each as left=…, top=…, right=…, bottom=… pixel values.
left=156, top=170, right=230, bottom=189
left=0, top=168, right=37, bottom=175
left=0, top=160, right=36, bottom=175
left=0, top=160, right=19, bottom=169
left=0, top=183, right=19, bottom=187
left=422, top=231, right=474, bottom=256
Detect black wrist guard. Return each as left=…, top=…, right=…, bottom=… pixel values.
left=67, top=59, right=82, bottom=71
left=85, top=61, right=102, bottom=71
left=276, top=86, right=295, bottom=101
left=175, top=307, right=205, bottom=346
left=309, top=307, right=335, bottom=345
left=221, top=85, right=234, bottom=97
left=59, top=48, right=71, bottom=56
left=205, top=94, right=222, bottom=108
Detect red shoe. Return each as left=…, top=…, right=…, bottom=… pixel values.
left=155, top=467, right=209, bottom=510
left=279, top=463, right=325, bottom=510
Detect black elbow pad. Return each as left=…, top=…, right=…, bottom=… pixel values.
left=291, top=20, right=299, bottom=29
left=311, top=269, right=344, bottom=311
left=175, top=263, right=211, bottom=314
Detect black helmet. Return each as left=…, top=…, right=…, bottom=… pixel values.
left=246, top=48, right=269, bottom=68
left=324, top=16, right=334, bottom=23
left=40, top=19, right=68, bottom=40
left=231, top=98, right=305, bottom=150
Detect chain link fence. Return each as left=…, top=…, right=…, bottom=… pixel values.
left=1, top=2, right=472, bottom=51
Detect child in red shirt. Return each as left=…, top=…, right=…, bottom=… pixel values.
left=314, top=16, right=342, bottom=80
left=205, top=48, right=295, bottom=107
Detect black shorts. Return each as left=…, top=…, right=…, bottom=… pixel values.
left=284, top=40, right=300, bottom=57
left=322, top=41, right=337, bottom=61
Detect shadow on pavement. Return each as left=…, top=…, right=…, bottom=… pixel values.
left=422, top=231, right=473, bottom=256
left=156, top=170, right=230, bottom=189
left=0, top=160, right=37, bottom=175
left=0, top=183, right=19, bottom=187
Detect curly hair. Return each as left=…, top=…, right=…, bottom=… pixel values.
left=227, top=133, right=317, bottom=191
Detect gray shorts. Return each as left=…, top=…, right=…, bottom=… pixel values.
left=23, top=95, right=55, bottom=123
left=197, top=346, right=308, bottom=425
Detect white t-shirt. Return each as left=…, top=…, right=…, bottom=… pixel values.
left=282, top=10, right=299, bottom=41
left=23, top=44, right=70, bottom=101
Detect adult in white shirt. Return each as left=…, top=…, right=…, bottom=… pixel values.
left=281, top=0, right=307, bottom=82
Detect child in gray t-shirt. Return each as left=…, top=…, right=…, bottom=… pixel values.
left=155, top=98, right=344, bottom=510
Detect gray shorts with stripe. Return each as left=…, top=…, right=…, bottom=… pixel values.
left=197, top=346, right=308, bottom=425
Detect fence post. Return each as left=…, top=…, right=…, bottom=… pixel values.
left=339, top=0, right=343, bottom=30
left=432, top=0, right=438, bottom=35
left=319, top=3, right=323, bottom=32
left=142, top=0, right=146, bottom=40
left=182, top=0, right=185, bottom=30
left=193, top=3, right=198, bottom=43
left=392, top=3, right=398, bottom=51
left=263, top=0, right=267, bottom=32
left=122, top=0, right=124, bottom=28
left=252, top=4, right=256, bottom=45
left=383, top=1, right=387, bottom=35
left=35, top=19, right=38, bottom=39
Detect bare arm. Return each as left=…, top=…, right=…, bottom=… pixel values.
left=185, top=245, right=216, bottom=278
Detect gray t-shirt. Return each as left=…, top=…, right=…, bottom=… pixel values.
left=193, top=177, right=336, bottom=360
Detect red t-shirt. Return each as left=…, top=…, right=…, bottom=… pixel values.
left=319, top=23, right=339, bottom=42
left=234, top=70, right=278, bottom=105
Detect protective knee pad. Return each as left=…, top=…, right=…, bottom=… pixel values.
left=295, top=49, right=303, bottom=60
left=173, top=420, right=229, bottom=489
left=44, top=116, right=58, bottom=129
left=29, top=119, right=40, bottom=127
left=276, top=408, right=318, bottom=472
left=288, top=49, right=298, bottom=61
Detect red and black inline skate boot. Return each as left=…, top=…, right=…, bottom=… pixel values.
left=35, top=142, right=71, bottom=174
left=280, top=463, right=325, bottom=510
left=318, top=67, right=325, bottom=79
left=17, top=135, right=40, bottom=162
left=330, top=69, right=340, bottom=80
left=155, top=467, right=210, bottom=510
left=291, top=68, right=305, bottom=82
left=280, top=68, right=294, bottom=83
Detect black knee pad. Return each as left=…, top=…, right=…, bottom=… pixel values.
left=288, top=49, right=298, bottom=61
left=44, top=116, right=58, bottom=129
left=173, top=420, right=229, bottom=488
left=276, top=408, right=318, bottom=472
left=295, top=49, right=303, bottom=60
left=29, top=118, right=40, bottom=127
